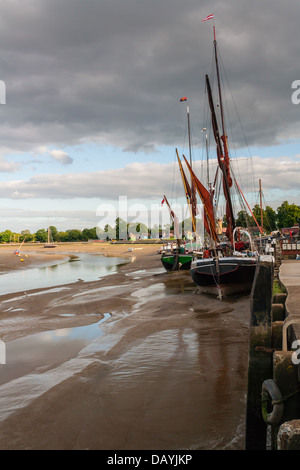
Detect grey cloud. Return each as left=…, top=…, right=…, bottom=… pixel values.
left=1, top=153, right=300, bottom=233
left=0, top=0, right=299, bottom=156
left=0, top=162, right=172, bottom=200
left=0, top=156, right=299, bottom=203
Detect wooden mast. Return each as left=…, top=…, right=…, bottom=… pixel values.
left=186, top=103, right=197, bottom=236
left=259, top=179, right=263, bottom=233
left=208, top=25, right=235, bottom=242
left=177, top=100, right=197, bottom=237
left=162, top=194, right=181, bottom=248
left=206, top=74, right=235, bottom=240
left=176, top=149, right=197, bottom=234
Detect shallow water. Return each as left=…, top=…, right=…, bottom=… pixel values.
left=0, top=314, right=110, bottom=387
left=0, top=256, right=250, bottom=450
left=0, top=296, right=249, bottom=449
left=0, top=253, right=127, bottom=294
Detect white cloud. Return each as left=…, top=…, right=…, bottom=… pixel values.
left=0, top=156, right=298, bottom=205
left=0, top=158, right=21, bottom=173
left=49, top=149, right=73, bottom=165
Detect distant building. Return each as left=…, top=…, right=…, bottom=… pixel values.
left=280, top=224, right=300, bottom=256
left=281, top=224, right=299, bottom=238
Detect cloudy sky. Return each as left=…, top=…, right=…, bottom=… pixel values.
left=0, top=0, right=300, bottom=233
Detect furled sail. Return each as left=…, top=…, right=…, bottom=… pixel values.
left=176, top=149, right=197, bottom=234
left=205, top=74, right=235, bottom=242
left=183, top=156, right=219, bottom=243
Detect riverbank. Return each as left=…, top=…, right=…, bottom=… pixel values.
left=0, top=242, right=250, bottom=450
left=0, top=242, right=157, bottom=273
left=0, top=242, right=162, bottom=341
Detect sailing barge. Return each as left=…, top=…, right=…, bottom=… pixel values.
left=179, top=22, right=263, bottom=297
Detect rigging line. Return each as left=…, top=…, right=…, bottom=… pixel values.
left=202, top=80, right=217, bottom=188
left=213, top=174, right=222, bottom=217
left=230, top=157, right=255, bottom=211
left=213, top=43, right=237, bottom=159
left=216, top=66, right=250, bottom=197
left=230, top=163, right=254, bottom=217
left=201, top=81, right=210, bottom=176
left=261, top=191, right=275, bottom=231
left=171, top=149, right=177, bottom=200
left=231, top=168, right=253, bottom=225
left=218, top=50, right=252, bottom=157
left=233, top=174, right=263, bottom=234
left=171, top=149, right=183, bottom=208
left=217, top=49, right=257, bottom=196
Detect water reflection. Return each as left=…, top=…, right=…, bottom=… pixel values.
left=0, top=313, right=110, bottom=387
left=0, top=253, right=127, bottom=295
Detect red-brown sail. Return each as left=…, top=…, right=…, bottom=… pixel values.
left=183, top=156, right=219, bottom=243
left=206, top=73, right=235, bottom=242
left=176, top=149, right=197, bottom=234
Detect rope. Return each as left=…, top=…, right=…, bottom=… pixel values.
left=271, top=387, right=300, bottom=405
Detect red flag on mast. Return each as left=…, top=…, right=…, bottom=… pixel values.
left=202, top=14, right=214, bottom=22
left=180, top=97, right=187, bottom=102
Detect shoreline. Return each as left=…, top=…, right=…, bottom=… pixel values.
left=0, top=242, right=161, bottom=342
left=0, top=242, right=250, bottom=450
left=0, top=242, right=159, bottom=273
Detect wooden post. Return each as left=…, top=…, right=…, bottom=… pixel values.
left=245, top=255, right=274, bottom=449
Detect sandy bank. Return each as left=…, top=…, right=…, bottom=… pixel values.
left=0, top=242, right=165, bottom=342
left=0, top=242, right=159, bottom=273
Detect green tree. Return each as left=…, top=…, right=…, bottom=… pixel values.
left=35, top=228, right=47, bottom=242
left=263, top=206, right=277, bottom=232
left=115, top=217, right=127, bottom=240
left=56, top=231, right=69, bottom=242
left=20, top=230, right=34, bottom=242
left=0, top=229, right=14, bottom=243
left=276, top=201, right=300, bottom=229
left=66, top=229, right=82, bottom=241
left=82, top=227, right=97, bottom=241
left=128, top=221, right=148, bottom=239
left=252, top=204, right=263, bottom=227
left=48, top=226, right=58, bottom=241
left=235, top=210, right=250, bottom=227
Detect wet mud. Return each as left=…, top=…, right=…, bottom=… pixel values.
left=0, top=244, right=250, bottom=449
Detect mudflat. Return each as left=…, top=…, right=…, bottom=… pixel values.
left=0, top=242, right=250, bottom=450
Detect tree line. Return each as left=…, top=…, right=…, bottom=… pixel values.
left=0, top=200, right=300, bottom=244
left=234, top=201, right=300, bottom=232
left=0, top=227, right=98, bottom=244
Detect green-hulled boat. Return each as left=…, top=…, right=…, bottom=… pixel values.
left=161, top=244, right=194, bottom=271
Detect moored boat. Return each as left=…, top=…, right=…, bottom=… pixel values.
left=161, top=242, right=194, bottom=271
left=180, top=18, right=263, bottom=298
left=160, top=195, right=194, bottom=271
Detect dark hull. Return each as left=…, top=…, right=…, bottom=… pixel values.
left=161, top=253, right=193, bottom=271
left=190, top=256, right=257, bottom=296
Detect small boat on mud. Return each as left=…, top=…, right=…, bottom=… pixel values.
left=160, top=242, right=194, bottom=271
left=160, top=195, right=194, bottom=271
